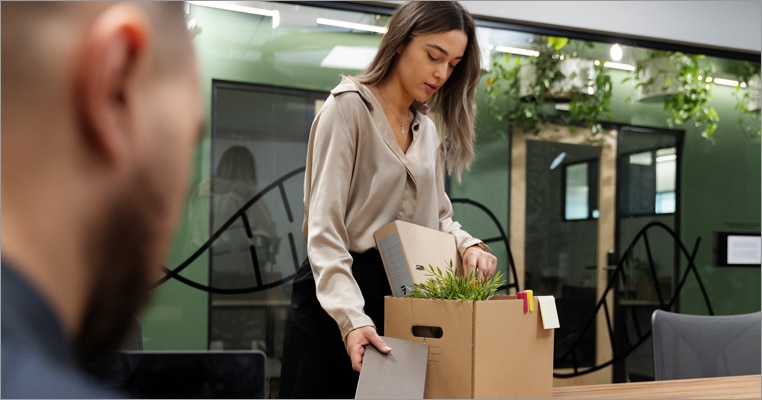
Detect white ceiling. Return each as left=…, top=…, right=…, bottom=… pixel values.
left=366, top=1, right=761, bottom=55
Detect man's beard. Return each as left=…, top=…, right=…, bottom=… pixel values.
left=75, top=170, right=166, bottom=366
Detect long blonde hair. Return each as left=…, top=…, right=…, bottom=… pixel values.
left=358, top=1, right=481, bottom=182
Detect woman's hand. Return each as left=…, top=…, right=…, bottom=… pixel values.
left=345, top=326, right=392, bottom=372
left=463, top=244, right=497, bottom=281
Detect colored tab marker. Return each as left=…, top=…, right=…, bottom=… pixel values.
left=526, top=289, right=534, bottom=312
left=518, top=291, right=528, bottom=313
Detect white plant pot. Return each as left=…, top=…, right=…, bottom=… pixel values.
left=636, top=55, right=683, bottom=102
left=746, top=75, right=761, bottom=112
left=518, top=58, right=597, bottom=100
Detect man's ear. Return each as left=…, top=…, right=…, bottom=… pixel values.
left=74, top=4, right=151, bottom=164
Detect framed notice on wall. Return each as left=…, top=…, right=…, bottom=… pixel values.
left=713, top=231, right=761, bottom=267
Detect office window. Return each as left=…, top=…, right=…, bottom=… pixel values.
left=655, top=148, right=677, bottom=214
left=565, top=163, right=589, bottom=220
left=564, top=161, right=599, bottom=221
left=619, top=147, right=676, bottom=216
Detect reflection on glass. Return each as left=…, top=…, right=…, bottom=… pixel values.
left=211, top=145, right=280, bottom=278
left=620, top=147, right=676, bottom=216
left=655, top=148, right=676, bottom=214
left=629, top=151, right=653, bottom=166
left=565, top=163, right=589, bottom=220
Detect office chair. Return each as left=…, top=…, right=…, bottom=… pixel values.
left=651, top=309, right=761, bottom=380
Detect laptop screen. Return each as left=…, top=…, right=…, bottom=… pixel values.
left=88, top=350, right=267, bottom=399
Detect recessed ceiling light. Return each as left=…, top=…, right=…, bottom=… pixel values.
left=609, top=44, right=623, bottom=62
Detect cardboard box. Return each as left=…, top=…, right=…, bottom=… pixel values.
left=384, top=295, right=558, bottom=399
left=373, top=220, right=462, bottom=297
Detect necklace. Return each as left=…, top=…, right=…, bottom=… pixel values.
left=377, top=87, right=411, bottom=136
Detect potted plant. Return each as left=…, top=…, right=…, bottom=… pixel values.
left=406, top=260, right=505, bottom=301
left=630, top=51, right=720, bottom=140
left=486, top=36, right=613, bottom=137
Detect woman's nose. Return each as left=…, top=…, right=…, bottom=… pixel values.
left=433, top=63, right=447, bottom=80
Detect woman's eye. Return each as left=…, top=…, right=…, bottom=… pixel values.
left=448, top=63, right=457, bottom=69
left=427, top=53, right=439, bottom=62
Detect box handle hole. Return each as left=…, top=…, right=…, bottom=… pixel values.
left=411, top=325, right=443, bottom=339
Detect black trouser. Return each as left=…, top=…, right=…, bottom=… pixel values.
left=279, top=249, right=391, bottom=399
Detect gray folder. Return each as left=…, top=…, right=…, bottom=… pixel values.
left=355, top=336, right=429, bottom=399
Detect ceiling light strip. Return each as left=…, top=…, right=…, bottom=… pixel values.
left=187, top=1, right=279, bottom=28
left=712, top=77, right=740, bottom=87
left=656, top=154, right=677, bottom=163
left=493, top=46, right=539, bottom=57
left=316, top=18, right=387, bottom=34
left=603, top=61, right=635, bottom=71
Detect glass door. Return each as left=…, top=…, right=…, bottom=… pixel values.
left=613, top=127, right=682, bottom=382
left=203, top=80, right=327, bottom=397
left=510, top=125, right=618, bottom=386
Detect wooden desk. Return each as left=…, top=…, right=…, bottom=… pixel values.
left=552, top=374, right=761, bottom=399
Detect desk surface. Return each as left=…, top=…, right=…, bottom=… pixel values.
left=552, top=374, right=761, bottom=399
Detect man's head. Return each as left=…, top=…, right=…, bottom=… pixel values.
left=2, top=2, right=205, bottom=362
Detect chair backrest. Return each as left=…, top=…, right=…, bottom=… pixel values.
left=651, top=309, right=761, bottom=380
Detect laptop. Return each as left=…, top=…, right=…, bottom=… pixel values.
left=86, top=350, right=267, bottom=399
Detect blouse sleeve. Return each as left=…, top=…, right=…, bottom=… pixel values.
left=304, top=95, right=375, bottom=341
left=434, top=149, right=486, bottom=256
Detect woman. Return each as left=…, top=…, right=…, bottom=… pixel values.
left=279, top=2, right=497, bottom=398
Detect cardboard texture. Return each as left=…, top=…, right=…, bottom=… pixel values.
left=384, top=295, right=557, bottom=399
left=355, top=336, right=429, bottom=399
left=373, top=220, right=462, bottom=297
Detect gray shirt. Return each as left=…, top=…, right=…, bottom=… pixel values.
left=303, top=76, right=483, bottom=339
left=1, top=261, right=122, bottom=399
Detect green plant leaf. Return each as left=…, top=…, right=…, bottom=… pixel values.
left=548, top=36, right=569, bottom=51
left=405, top=261, right=506, bottom=301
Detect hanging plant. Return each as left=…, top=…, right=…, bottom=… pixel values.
left=486, top=36, right=613, bottom=137
left=629, top=51, right=719, bottom=140
left=731, top=61, right=761, bottom=139
left=406, top=260, right=505, bottom=301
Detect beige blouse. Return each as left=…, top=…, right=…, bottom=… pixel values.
left=303, top=76, right=483, bottom=340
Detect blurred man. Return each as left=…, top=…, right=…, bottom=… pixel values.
left=1, top=2, right=204, bottom=398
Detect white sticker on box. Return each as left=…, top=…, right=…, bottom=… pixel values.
left=537, top=296, right=560, bottom=329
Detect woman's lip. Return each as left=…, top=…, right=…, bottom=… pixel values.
left=425, top=83, right=439, bottom=94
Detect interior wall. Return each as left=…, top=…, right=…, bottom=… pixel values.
left=678, top=85, right=761, bottom=316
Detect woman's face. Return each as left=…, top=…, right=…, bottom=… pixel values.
left=395, top=29, right=468, bottom=103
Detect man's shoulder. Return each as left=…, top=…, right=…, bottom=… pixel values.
left=1, top=338, right=124, bottom=399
